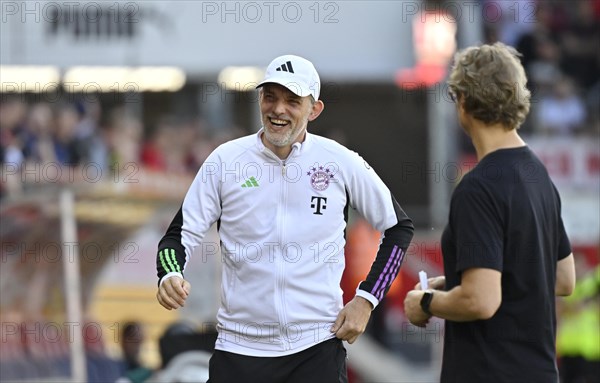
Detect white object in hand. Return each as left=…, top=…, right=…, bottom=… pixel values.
left=419, top=270, right=428, bottom=290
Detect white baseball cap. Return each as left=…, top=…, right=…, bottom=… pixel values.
left=256, top=54, right=321, bottom=100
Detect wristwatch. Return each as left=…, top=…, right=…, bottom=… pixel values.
left=420, top=290, right=434, bottom=315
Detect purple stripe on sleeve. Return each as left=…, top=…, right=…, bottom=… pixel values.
left=375, top=249, right=405, bottom=300
left=371, top=245, right=399, bottom=296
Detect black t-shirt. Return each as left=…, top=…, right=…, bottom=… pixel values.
left=440, top=146, right=571, bottom=383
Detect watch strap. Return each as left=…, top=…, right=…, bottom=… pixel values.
left=420, top=290, right=434, bottom=316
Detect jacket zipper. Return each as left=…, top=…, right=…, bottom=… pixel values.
left=262, top=146, right=297, bottom=351
left=278, top=160, right=290, bottom=350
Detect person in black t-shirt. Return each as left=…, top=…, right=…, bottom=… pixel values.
left=404, top=42, right=576, bottom=383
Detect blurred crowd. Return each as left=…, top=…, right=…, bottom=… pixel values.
left=0, top=96, right=245, bottom=199
left=1, top=1, right=599, bottom=199
left=484, top=0, right=599, bottom=137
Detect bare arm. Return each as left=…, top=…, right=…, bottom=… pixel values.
left=429, top=268, right=502, bottom=321
left=431, top=268, right=502, bottom=322
left=405, top=268, right=501, bottom=325
left=556, top=253, right=575, bottom=296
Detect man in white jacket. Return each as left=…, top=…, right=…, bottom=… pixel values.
left=156, top=54, right=414, bottom=383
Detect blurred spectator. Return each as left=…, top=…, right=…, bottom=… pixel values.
left=141, top=125, right=169, bottom=171
left=342, top=217, right=382, bottom=305
left=526, top=36, right=563, bottom=96
left=184, top=119, right=214, bottom=172
left=21, top=103, right=56, bottom=164
left=535, top=76, right=587, bottom=136
left=117, top=321, right=153, bottom=383
left=557, top=260, right=600, bottom=383
left=0, top=98, right=27, bottom=142
left=83, top=320, right=124, bottom=383
left=558, top=0, right=600, bottom=91
left=515, top=2, right=562, bottom=95
left=0, top=98, right=27, bottom=198
left=73, top=100, right=109, bottom=171
left=187, top=138, right=215, bottom=173
left=53, top=103, right=82, bottom=165
left=161, top=120, right=192, bottom=174
left=141, top=117, right=208, bottom=174
left=484, top=0, right=536, bottom=47
left=106, top=108, right=143, bottom=168
left=145, top=321, right=216, bottom=383
left=586, top=80, right=600, bottom=135
left=121, top=322, right=145, bottom=371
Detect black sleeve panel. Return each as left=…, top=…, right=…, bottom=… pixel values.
left=358, top=194, right=414, bottom=302
left=156, top=206, right=188, bottom=284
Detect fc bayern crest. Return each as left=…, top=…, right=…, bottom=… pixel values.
left=307, top=164, right=335, bottom=191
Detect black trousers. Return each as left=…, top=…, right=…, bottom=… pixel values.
left=207, top=338, right=348, bottom=383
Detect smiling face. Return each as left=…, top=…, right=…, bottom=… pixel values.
left=259, top=83, right=323, bottom=159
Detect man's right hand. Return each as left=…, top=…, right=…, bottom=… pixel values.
left=414, top=275, right=446, bottom=290
left=157, top=276, right=191, bottom=310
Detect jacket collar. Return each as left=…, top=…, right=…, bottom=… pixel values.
left=255, top=128, right=313, bottom=159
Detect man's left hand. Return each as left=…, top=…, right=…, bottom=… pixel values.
left=331, top=296, right=373, bottom=344
left=404, top=290, right=431, bottom=327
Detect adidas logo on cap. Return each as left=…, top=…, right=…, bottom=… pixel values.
left=275, top=61, right=295, bottom=73
left=257, top=54, right=320, bottom=100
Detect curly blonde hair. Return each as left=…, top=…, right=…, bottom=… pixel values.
left=448, top=42, right=531, bottom=130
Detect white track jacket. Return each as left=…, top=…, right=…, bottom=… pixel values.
left=157, top=130, right=414, bottom=356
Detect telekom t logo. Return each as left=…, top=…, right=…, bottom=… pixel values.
left=310, top=196, right=327, bottom=215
